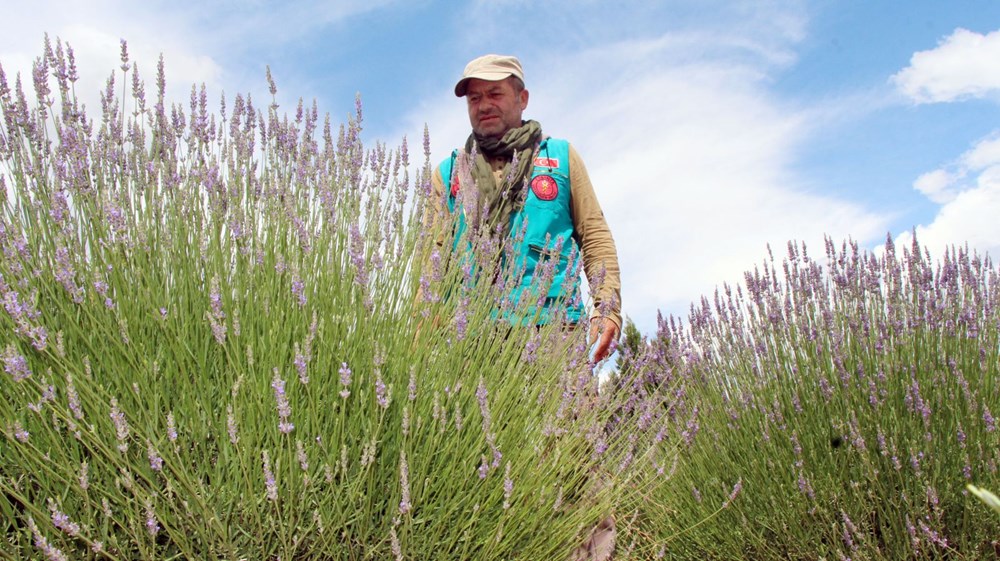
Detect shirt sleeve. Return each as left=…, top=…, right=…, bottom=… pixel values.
left=568, top=144, right=622, bottom=332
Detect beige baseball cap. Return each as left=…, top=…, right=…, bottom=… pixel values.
left=454, top=54, right=524, bottom=97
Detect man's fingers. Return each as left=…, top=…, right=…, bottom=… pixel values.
left=590, top=324, right=611, bottom=362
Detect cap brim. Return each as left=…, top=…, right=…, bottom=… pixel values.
left=454, top=71, right=515, bottom=96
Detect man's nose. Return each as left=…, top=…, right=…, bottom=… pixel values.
left=472, top=98, right=493, bottom=114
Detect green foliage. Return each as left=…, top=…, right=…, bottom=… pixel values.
left=628, top=239, right=1000, bottom=559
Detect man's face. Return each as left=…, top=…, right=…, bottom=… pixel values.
left=465, top=77, right=529, bottom=139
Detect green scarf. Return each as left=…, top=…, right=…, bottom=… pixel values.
left=462, top=119, right=542, bottom=237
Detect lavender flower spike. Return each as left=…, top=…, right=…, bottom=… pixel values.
left=262, top=450, right=278, bottom=501
left=399, top=450, right=412, bottom=514
left=338, top=362, right=352, bottom=398
left=3, top=344, right=31, bottom=382
left=145, top=498, right=159, bottom=537
left=271, top=369, right=294, bottom=434
left=722, top=477, right=743, bottom=508
left=27, top=516, right=69, bottom=561
left=48, top=499, right=80, bottom=537
left=109, top=397, right=130, bottom=452
left=147, top=441, right=163, bottom=472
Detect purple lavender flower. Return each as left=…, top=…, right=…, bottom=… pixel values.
left=909, top=450, right=923, bottom=474
left=78, top=462, right=89, bottom=490
left=338, top=362, right=352, bottom=398
left=476, top=379, right=489, bottom=419
left=818, top=376, right=833, bottom=400
left=10, top=421, right=29, bottom=443
left=721, top=478, right=743, bottom=508
left=798, top=471, right=816, bottom=500
left=166, top=411, right=178, bottom=442
left=145, top=499, right=159, bottom=538
left=593, top=437, right=608, bottom=457
left=905, top=515, right=919, bottom=552
left=984, top=404, right=996, bottom=432
left=375, top=369, right=388, bottom=408
left=454, top=298, right=469, bottom=340
left=478, top=455, right=489, bottom=480
left=918, top=519, right=948, bottom=548
left=617, top=448, right=635, bottom=472
left=208, top=275, right=227, bottom=344
left=271, top=369, right=294, bottom=434
left=349, top=223, right=368, bottom=288
left=3, top=345, right=31, bottom=381
left=297, top=439, right=309, bottom=472
left=262, top=450, right=278, bottom=501
left=390, top=525, right=403, bottom=561
left=109, top=397, right=130, bottom=452
left=227, top=405, right=238, bottom=444
left=66, top=374, right=83, bottom=420
left=430, top=249, right=442, bottom=282
left=681, top=407, right=700, bottom=447
left=291, top=272, right=307, bottom=307
left=119, top=39, right=129, bottom=72
left=503, top=462, right=513, bottom=510
left=841, top=512, right=858, bottom=551
left=32, top=57, right=51, bottom=108
left=294, top=347, right=309, bottom=385
left=27, top=517, right=68, bottom=561
left=522, top=331, right=540, bottom=364
left=399, top=450, right=411, bottom=514
left=147, top=441, right=163, bottom=472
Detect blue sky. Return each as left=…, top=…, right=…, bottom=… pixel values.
left=3, top=0, right=1000, bottom=335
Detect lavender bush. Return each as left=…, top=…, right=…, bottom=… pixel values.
left=0, top=37, right=674, bottom=559
left=618, top=237, right=1000, bottom=559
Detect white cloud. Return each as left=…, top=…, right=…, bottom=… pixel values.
left=896, top=172, right=1000, bottom=262
left=913, top=169, right=962, bottom=204
left=892, top=28, right=1000, bottom=104
left=903, top=132, right=1000, bottom=260
left=964, top=134, right=1000, bottom=168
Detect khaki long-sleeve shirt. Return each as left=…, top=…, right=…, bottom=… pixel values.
left=429, top=143, right=622, bottom=331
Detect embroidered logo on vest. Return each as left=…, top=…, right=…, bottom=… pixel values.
left=450, top=174, right=460, bottom=197
left=531, top=175, right=558, bottom=201
left=533, top=157, right=559, bottom=168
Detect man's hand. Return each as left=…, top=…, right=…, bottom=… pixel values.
left=588, top=317, right=619, bottom=364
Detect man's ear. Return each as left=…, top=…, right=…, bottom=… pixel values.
left=519, top=88, right=529, bottom=111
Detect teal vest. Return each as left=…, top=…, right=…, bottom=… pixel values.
left=440, top=138, right=585, bottom=325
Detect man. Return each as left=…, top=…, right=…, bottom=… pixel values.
left=429, top=54, right=622, bottom=364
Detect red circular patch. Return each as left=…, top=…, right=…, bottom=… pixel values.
left=450, top=175, right=461, bottom=197
left=531, top=175, right=558, bottom=201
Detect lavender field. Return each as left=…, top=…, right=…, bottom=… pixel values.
left=613, top=238, right=1000, bottom=558
left=1, top=37, right=997, bottom=560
